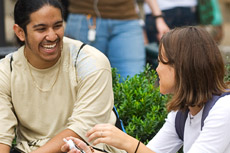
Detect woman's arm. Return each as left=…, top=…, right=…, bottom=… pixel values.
left=61, top=130, right=155, bottom=153
left=86, top=124, right=156, bottom=153
left=61, top=112, right=183, bottom=153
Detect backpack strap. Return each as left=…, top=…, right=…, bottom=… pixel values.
left=175, top=109, right=189, bottom=141
left=175, top=92, right=230, bottom=141
left=74, top=43, right=86, bottom=68
left=10, top=55, right=13, bottom=72
left=113, top=106, right=126, bottom=133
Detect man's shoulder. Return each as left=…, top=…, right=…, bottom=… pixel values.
left=63, top=37, right=111, bottom=80
left=63, top=36, right=82, bottom=46
left=63, top=36, right=110, bottom=66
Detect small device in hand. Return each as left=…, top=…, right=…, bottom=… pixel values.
left=63, top=138, right=86, bottom=153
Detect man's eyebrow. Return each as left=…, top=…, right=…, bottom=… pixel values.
left=55, top=20, right=63, bottom=25
left=33, top=24, right=46, bottom=29
left=32, top=20, right=63, bottom=29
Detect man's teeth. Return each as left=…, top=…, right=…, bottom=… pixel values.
left=43, top=44, right=56, bottom=49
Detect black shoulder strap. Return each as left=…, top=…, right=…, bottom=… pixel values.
left=10, top=55, right=13, bottom=72
left=175, top=92, right=230, bottom=141
left=74, top=43, right=86, bottom=67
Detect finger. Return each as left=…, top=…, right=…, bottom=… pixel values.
left=92, top=136, right=112, bottom=146
left=61, top=143, right=70, bottom=152
left=86, top=124, right=104, bottom=137
left=87, top=123, right=111, bottom=137
left=91, top=137, right=105, bottom=146
left=87, top=129, right=106, bottom=142
left=70, top=137, right=92, bottom=153
left=68, top=148, right=79, bottom=153
left=77, top=142, right=92, bottom=153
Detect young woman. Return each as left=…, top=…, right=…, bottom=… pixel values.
left=62, top=26, right=230, bottom=153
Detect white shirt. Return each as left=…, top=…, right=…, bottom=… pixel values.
left=147, top=95, right=230, bottom=153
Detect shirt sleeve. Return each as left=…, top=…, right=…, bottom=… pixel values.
left=67, top=44, right=115, bottom=144
left=0, top=57, right=18, bottom=146
left=188, top=95, right=230, bottom=153
left=147, top=111, right=183, bottom=153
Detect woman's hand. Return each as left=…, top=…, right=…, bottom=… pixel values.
left=86, top=124, right=133, bottom=151
left=61, top=137, right=93, bottom=153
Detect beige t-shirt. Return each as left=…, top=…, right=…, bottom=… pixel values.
left=0, top=37, right=125, bottom=153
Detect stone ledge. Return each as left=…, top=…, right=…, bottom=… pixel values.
left=0, top=46, right=18, bottom=59
left=219, top=45, right=230, bottom=64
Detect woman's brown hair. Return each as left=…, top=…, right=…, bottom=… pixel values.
left=158, top=26, right=227, bottom=111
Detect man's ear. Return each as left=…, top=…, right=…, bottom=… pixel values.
left=13, top=24, right=26, bottom=42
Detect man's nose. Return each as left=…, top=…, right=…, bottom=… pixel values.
left=45, top=28, right=58, bottom=41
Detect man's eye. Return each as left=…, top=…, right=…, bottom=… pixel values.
left=36, top=28, right=46, bottom=32
left=54, top=24, right=62, bottom=29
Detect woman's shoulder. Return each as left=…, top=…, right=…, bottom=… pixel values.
left=215, top=94, right=230, bottom=107
left=208, top=94, right=230, bottom=117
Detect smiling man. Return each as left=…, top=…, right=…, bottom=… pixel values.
left=0, top=0, right=125, bottom=153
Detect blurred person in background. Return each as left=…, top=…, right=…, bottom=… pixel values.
left=64, top=0, right=169, bottom=79
left=144, top=0, right=198, bottom=43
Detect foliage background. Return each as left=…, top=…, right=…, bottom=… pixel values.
left=112, top=65, right=168, bottom=144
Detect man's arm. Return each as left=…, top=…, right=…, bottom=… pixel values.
left=0, top=57, right=17, bottom=153
left=0, top=143, right=11, bottom=153
left=31, top=129, right=80, bottom=153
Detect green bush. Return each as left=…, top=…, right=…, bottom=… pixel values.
left=112, top=65, right=168, bottom=144
left=224, top=63, right=230, bottom=82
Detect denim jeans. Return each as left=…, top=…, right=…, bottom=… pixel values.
left=65, top=14, right=146, bottom=79
left=145, top=7, right=198, bottom=43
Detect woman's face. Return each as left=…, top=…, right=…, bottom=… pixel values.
left=156, top=45, right=175, bottom=94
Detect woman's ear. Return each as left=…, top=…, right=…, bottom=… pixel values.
left=13, top=24, right=25, bottom=42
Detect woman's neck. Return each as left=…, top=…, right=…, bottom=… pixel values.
left=189, top=106, right=202, bottom=116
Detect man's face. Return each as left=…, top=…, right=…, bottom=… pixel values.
left=24, top=5, right=64, bottom=68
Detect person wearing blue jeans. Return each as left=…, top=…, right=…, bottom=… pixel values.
left=144, top=0, right=198, bottom=43
left=65, top=14, right=145, bottom=79
left=64, top=0, right=169, bottom=80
